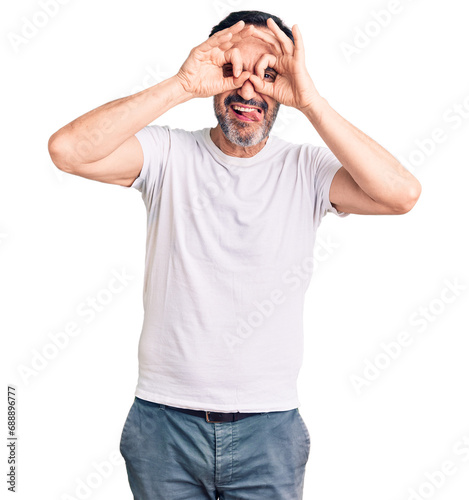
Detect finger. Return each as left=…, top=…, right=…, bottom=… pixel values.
left=218, top=39, right=235, bottom=51
left=266, top=18, right=294, bottom=55
left=292, top=24, right=305, bottom=59
left=225, top=47, right=243, bottom=78
left=254, top=53, right=277, bottom=80
left=226, top=19, right=246, bottom=36
left=249, top=28, right=282, bottom=55
left=231, top=23, right=255, bottom=42
left=233, top=70, right=251, bottom=88
left=224, top=71, right=251, bottom=92
left=229, top=27, right=254, bottom=50
left=248, top=74, right=274, bottom=98
left=213, top=20, right=245, bottom=39
left=200, top=20, right=246, bottom=52
left=194, top=31, right=233, bottom=54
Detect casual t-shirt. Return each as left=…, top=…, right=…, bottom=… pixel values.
left=130, top=125, right=348, bottom=412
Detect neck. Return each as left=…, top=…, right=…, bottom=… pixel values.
left=210, top=125, right=269, bottom=158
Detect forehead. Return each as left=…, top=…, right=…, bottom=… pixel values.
left=231, top=26, right=274, bottom=66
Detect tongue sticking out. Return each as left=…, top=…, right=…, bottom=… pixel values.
left=232, top=105, right=262, bottom=122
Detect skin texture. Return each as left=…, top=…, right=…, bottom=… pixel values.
left=204, top=19, right=422, bottom=214
left=48, top=17, right=421, bottom=214
left=210, top=26, right=282, bottom=157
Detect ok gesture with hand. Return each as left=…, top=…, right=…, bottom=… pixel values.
left=248, top=18, right=320, bottom=112
left=176, top=21, right=254, bottom=98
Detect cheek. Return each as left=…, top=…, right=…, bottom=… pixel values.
left=213, top=96, right=226, bottom=113
left=215, top=92, right=225, bottom=102
left=265, top=100, right=280, bottom=118
left=266, top=97, right=278, bottom=108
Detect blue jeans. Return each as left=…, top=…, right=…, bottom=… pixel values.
left=119, top=397, right=311, bottom=499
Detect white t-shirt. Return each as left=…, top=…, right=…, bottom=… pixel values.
left=130, top=125, right=348, bottom=412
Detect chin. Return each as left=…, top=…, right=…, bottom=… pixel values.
left=223, top=125, right=267, bottom=147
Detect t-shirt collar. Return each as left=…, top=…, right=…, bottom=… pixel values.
left=202, top=127, right=274, bottom=167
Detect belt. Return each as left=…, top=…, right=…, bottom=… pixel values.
left=164, top=403, right=264, bottom=423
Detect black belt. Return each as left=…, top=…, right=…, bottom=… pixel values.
left=164, top=403, right=265, bottom=423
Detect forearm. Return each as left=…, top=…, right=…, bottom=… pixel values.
left=49, top=75, right=191, bottom=165
left=303, top=96, right=421, bottom=206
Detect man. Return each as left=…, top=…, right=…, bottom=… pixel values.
left=48, top=10, right=421, bottom=500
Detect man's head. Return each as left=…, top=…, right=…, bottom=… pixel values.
left=210, top=11, right=293, bottom=148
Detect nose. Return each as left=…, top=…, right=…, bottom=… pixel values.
left=236, top=78, right=258, bottom=102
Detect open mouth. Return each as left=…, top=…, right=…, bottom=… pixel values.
left=230, top=104, right=263, bottom=122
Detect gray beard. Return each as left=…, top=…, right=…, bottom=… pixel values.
left=213, top=99, right=280, bottom=147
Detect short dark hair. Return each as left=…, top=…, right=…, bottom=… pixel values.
left=209, top=10, right=294, bottom=43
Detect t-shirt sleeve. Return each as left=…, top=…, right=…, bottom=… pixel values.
left=130, top=124, right=171, bottom=204
left=310, top=146, right=349, bottom=220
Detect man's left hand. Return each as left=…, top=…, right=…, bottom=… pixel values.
left=248, top=19, right=320, bottom=112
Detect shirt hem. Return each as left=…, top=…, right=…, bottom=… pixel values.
left=135, top=387, right=300, bottom=413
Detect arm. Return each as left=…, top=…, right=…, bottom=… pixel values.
left=48, top=21, right=253, bottom=187
left=249, top=19, right=422, bottom=215
left=301, top=96, right=421, bottom=215
left=48, top=78, right=190, bottom=187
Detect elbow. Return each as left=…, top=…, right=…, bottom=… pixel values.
left=48, top=131, right=79, bottom=173
left=392, top=180, right=422, bottom=214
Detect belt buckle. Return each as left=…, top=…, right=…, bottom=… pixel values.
left=206, top=411, right=224, bottom=423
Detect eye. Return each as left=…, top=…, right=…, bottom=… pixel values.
left=264, top=70, right=277, bottom=82
left=222, top=64, right=233, bottom=77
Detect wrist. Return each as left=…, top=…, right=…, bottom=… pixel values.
left=299, top=94, right=328, bottom=124
left=159, top=74, right=195, bottom=104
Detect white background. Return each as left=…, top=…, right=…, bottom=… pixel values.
left=2, top=0, right=469, bottom=499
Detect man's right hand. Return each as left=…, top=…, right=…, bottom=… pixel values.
left=48, top=21, right=256, bottom=187
left=176, top=20, right=254, bottom=98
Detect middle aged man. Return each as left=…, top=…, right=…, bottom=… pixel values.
left=48, top=10, right=422, bottom=500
